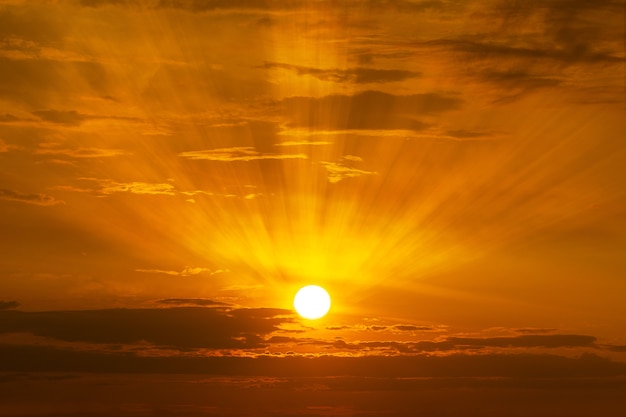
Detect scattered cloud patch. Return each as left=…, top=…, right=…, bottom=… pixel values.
left=0, top=138, right=18, bottom=152
left=0, top=300, right=19, bottom=310
left=74, top=178, right=176, bottom=195
left=320, top=160, right=377, bottom=183
left=0, top=188, right=64, bottom=206
left=393, top=325, right=435, bottom=332
left=0, top=113, right=21, bottom=123
left=0, top=307, right=292, bottom=349
left=156, top=298, right=230, bottom=307
left=263, top=62, right=421, bottom=84
left=136, top=266, right=227, bottom=276
left=36, top=145, right=129, bottom=158
left=280, top=91, right=459, bottom=131
left=179, top=147, right=307, bottom=162
left=274, top=140, right=332, bottom=147
left=31, top=110, right=92, bottom=125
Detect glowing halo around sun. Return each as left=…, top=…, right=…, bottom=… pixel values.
left=293, top=285, right=331, bottom=320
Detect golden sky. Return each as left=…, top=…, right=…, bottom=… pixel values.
left=0, top=0, right=625, bottom=416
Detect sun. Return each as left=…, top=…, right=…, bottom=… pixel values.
left=293, top=285, right=331, bottom=320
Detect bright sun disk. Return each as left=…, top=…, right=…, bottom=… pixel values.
left=293, top=285, right=331, bottom=320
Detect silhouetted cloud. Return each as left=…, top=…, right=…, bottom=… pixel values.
left=0, top=189, right=64, bottom=206
left=393, top=325, right=434, bottom=331
left=0, top=300, right=19, bottom=310
left=274, top=140, right=332, bottom=147
left=179, top=147, right=307, bottom=162
left=74, top=178, right=176, bottom=195
left=36, top=146, right=129, bottom=158
left=156, top=298, right=231, bottom=307
left=515, top=328, right=558, bottom=334
left=0, top=307, right=293, bottom=349
left=279, top=91, right=459, bottom=131
left=321, top=334, right=600, bottom=354
left=0, top=113, right=20, bottom=122
left=30, top=109, right=141, bottom=126
left=320, top=161, right=377, bottom=183
left=1, top=343, right=624, bottom=378
left=31, top=110, right=91, bottom=125
left=263, top=62, right=421, bottom=84
left=0, top=138, right=16, bottom=152
left=136, top=266, right=223, bottom=277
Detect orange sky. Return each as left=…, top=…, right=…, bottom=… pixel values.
left=0, top=1, right=625, bottom=416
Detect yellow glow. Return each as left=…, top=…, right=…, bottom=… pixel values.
left=293, top=285, right=331, bottom=320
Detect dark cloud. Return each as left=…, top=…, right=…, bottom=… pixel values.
left=0, top=113, right=21, bottom=122
left=31, top=110, right=140, bottom=126
left=0, top=189, right=64, bottom=206
left=0, top=307, right=292, bottom=349
left=1, top=343, right=624, bottom=379
left=0, top=59, right=111, bottom=107
left=436, top=334, right=598, bottom=350
left=279, top=90, right=459, bottom=131
left=393, top=325, right=434, bottom=331
left=444, top=129, right=494, bottom=139
left=0, top=300, right=19, bottom=310
left=156, top=298, right=231, bottom=307
left=423, top=38, right=624, bottom=64
left=263, top=62, right=421, bottom=84
left=31, top=110, right=91, bottom=125
left=155, top=0, right=299, bottom=12
left=605, top=345, right=626, bottom=353
left=326, top=334, right=599, bottom=354
left=515, top=328, right=558, bottom=334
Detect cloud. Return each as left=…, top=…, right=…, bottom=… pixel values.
left=156, top=298, right=231, bottom=307
left=423, top=38, right=624, bottom=65
left=320, top=161, right=377, bottom=183
left=0, top=307, right=293, bottom=349
left=0, top=188, right=64, bottom=206
left=0, top=300, right=19, bottom=310
left=36, top=146, right=129, bottom=158
left=0, top=36, right=94, bottom=63
left=279, top=91, right=459, bottom=131
left=1, top=342, right=624, bottom=379
left=393, top=325, right=435, bottom=331
left=274, top=140, right=332, bottom=147
left=342, top=155, right=363, bottom=162
left=263, top=62, right=421, bottom=84
left=31, top=109, right=140, bottom=126
left=0, top=138, right=17, bottom=152
left=329, top=334, right=600, bottom=354
left=136, top=266, right=227, bottom=276
left=74, top=178, right=176, bottom=195
left=515, top=328, right=558, bottom=334
left=0, top=113, right=21, bottom=122
left=31, top=110, right=91, bottom=125
left=179, top=147, right=307, bottom=162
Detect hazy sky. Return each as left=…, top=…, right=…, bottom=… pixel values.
left=1, top=0, right=625, bottom=416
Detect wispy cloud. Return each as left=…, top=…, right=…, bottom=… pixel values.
left=36, top=146, right=130, bottom=158
left=279, top=91, right=459, bottom=131
left=0, top=307, right=293, bottom=349
left=0, top=300, right=19, bottom=310
left=156, top=298, right=231, bottom=307
left=136, top=266, right=229, bottom=277
left=31, top=109, right=141, bottom=126
left=179, top=147, right=307, bottom=162
left=0, top=188, right=64, bottom=206
left=0, top=138, right=18, bottom=152
left=274, top=140, right=332, bottom=147
left=72, top=178, right=176, bottom=195
left=263, top=61, right=421, bottom=84
left=320, top=159, right=377, bottom=183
